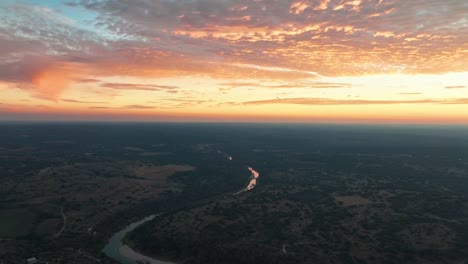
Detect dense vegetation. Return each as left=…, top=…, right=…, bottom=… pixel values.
left=126, top=123, right=468, bottom=264
left=1, top=123, right=468, bottom=263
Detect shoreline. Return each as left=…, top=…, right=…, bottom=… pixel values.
left=102, top=214, right=176, bottom=264
left=118, top=244, right=176, bottom=264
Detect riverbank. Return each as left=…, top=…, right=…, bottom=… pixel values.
left=102, top=215, right=176, bottom=264
left=118, top=244, right=175, bottom=264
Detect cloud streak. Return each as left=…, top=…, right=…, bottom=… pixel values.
left=88, top=105, right=156, bottom=110
left=445, top=86, right=466, bottom=89
left=399, top=92, right=422, bottom=95
left=242, top=97, right=468, bottom=106
left=219, top=81, right=351, bottom=89
left=101, top=83, right=179, bottom=92
left=61, top=99, right=106, bottom=104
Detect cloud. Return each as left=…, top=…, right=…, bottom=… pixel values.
left=442, top=98, right=468, bottom=104
left=159, top=98, right=214, bottom=108
left=0, top=4, right=107, bottom=100
left=88, top=105, right=155, bottom=109
left=445, top=86, right=466, bottom=89
left=0, top=0, right=467, bottom=102
left=61, top=99, right=106, bottom=104
left=303, top=82, right=352, bottom=88
left=399, top=92, right=422, bottom=95
left=231, top=64, right=320, bottom=77
left=121, top=104, right=155, bottom=109
left=219, top=81, right=351, bottom=89
left=69, top=0, right=467, bottom=76
left=44, top=1, right=468, bottom=76
left=219, top=82, right=259, bottom=88
left=88, top=106, right=111, bottom=109
left=0, top=56, right=77, bottom=101
left=101, top=83, right=179, bottom=92
left=241, top=97, right=468, bottom=106
left=76, top=78, right=101, bottom=83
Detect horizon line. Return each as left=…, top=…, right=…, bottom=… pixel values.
left=1, top=119, right=468, bottom=127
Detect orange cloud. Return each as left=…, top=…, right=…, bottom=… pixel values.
left=30, top=65, right=72, bottom=100
left=0, top=1, right=467, bottom=123
left=0, top=56, right=88, bottom=101
left=289, top=1, right=311, bottom=14
left=314, top=0, right=331, bottom=10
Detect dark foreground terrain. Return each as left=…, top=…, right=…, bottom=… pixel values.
left=1, top=122, right=468, bottom=264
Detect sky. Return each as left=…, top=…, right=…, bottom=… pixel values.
left=0, top=0, right=467, bottom=123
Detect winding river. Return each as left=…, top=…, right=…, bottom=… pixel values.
left=234, top=166, right=260, bottom=195
left=103, top=166, right=260, bottom=263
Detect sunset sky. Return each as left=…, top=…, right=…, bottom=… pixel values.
left=0, top=0, right=467, bottom=123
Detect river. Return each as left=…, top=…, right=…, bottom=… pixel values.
left=234, top=166, right=260, bottom=195
left=103, top=166, right=260, bottom=263
left=102, top=214, right=175, bottom=264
